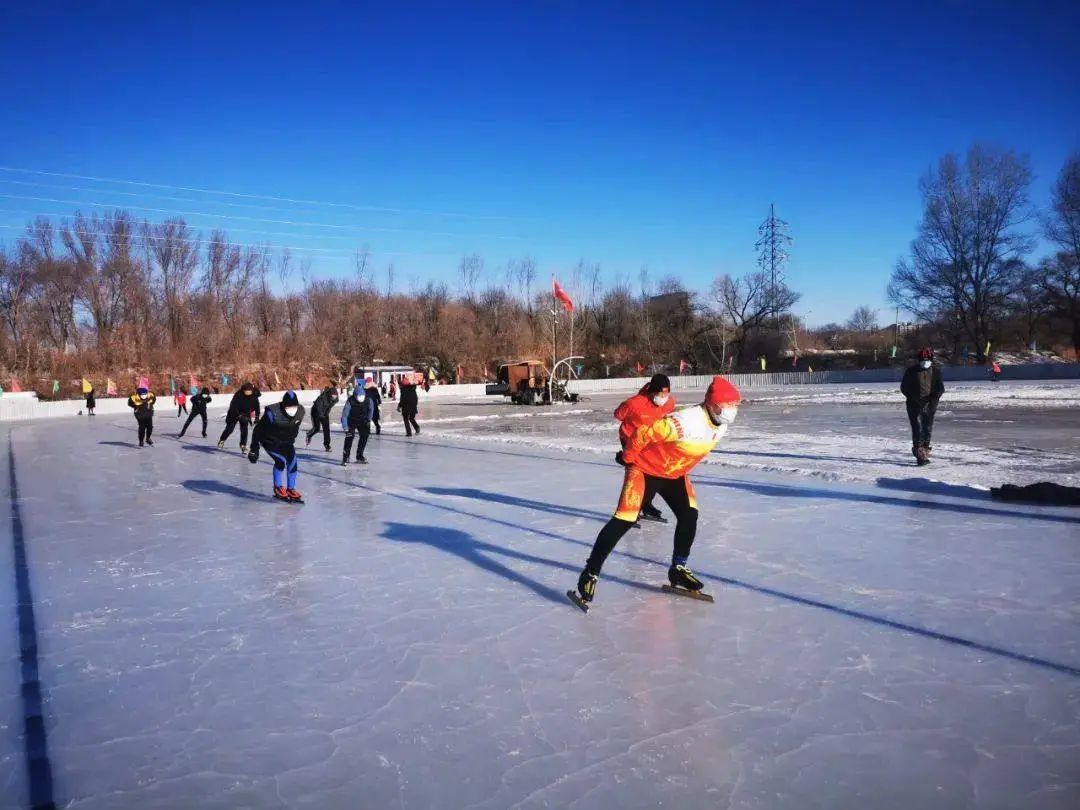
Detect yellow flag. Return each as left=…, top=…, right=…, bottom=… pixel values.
left=82, top=378, right=92, bottom=394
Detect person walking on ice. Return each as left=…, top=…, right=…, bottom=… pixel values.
left=571, top=376, right=742, bottom=609
left=614, top=373, right=675, bottom=524
left=84, top=384, right=96, bottom=416
left=398, top=379, right=420, bottom=436
left=305, top=383, right=339, bottom=451
left=366, top=378, right=383, bottom=435
left=179, top=387, right=213, bottom=438
left=900, top=347, right=944, bottom=466
left=248, top=391, right=306, bottom=502
left=127, top=386, right=157, bottom=447
left=174, top=388, right=188, bottom=417
left=217, top=381, right=261, bottom=453
left=340, top=380, right=374, bottom=465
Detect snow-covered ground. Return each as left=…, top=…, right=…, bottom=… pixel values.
left=1, top=381, right=1078, bottom=809
left=423, top=381, right=1080, bottom=490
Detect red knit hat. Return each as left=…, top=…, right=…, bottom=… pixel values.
left=705, top=376, right=741, bottom=406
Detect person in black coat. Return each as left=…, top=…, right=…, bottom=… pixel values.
left=127, top=387, right=156, bottom=447
left=398, top=381, right=420, bottom=437
left=217, top=382, right=261, bottom=452
left=249, top=391, right=306, bottom=501
left=179, top=387, right=213, bottom=438
left=340, top=383, right=375, bottom=465
left=365, top=378, right=383, bottom=435
left=305, top=385, right=339, bottom=451
left=900, top=347, right=945, bottom=466
left=84, top=386, right=96, bottom=416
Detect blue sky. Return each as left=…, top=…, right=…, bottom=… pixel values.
left=1, top=1, right=1077, bottom=325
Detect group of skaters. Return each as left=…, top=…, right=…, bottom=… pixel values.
left=116, top=350, right=948, bottom=601
left=120, top=370, right=423, bottom=503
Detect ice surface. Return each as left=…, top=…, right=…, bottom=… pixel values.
left=2, top=383, right=1079, bottom=809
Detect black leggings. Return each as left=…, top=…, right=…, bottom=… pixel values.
left=137, top=417, right=154, bottom=444
left=586, top=475, right=698, bottom=574
left=402, top=412, right=419, bottom=436
left=306, top=415, right=331, bottom=448
left=343, top=421, right=371, bottom=460
left=219, top=414, right=250, bottom=447
left=906, top=402, right=936, bottom=449
left=180, top=410, right=207, bottom=437
left=177, top=403, right=188, bottom=416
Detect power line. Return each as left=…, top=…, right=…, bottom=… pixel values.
left=0, top=205, right=445, bottom=249
left=0, top=222, right=459, bottom=262
left=0, top=177, right=427, bottom=219
left=0, top=165, right=513, bottom=221
left=0, top=192, right=523, bottom=241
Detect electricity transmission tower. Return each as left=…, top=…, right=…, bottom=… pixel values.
left=754, top=203, right=792, bottom=331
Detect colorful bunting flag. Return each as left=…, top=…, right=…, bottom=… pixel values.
left=106, top=378, right=118, bottom=396
left=52, top=380, right=60, bottom=395
left=10, top=378, right=21, bottom=392
left=82, top=378, right=93, bottom=394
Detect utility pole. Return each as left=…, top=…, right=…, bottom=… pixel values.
left=754, top=203, right=792, bottom=333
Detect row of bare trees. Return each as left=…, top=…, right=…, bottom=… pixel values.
left=1, top=211, right=794, bottom=390
left=2, top=146, right=1076, bottom=394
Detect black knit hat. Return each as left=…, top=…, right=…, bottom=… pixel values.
left=282, top=390, right=298, bottom=406
left=647, top=374, right=671, bottom=394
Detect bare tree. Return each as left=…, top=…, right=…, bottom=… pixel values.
left=711, top=271, right=801, bottom=367
left=458, top=253, right=483, bottom=304
left=1042, top=154, right=1080, bottom=354
left=889, top=145, right=1033, bottom=361
left=845, top=305, right=879, bottom=333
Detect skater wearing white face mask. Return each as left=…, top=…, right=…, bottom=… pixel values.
left=340, top=381, right=374, bottom=465
left=900, top=347, right=945, bottom=466
left=248, top=390, right=305, bottom=503
left=614, top=374, right=676, bottom=524
left=570, top=376, right=742, bottom=609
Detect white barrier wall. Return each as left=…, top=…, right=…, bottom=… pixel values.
left=2, top=364, right=1077, bottom=422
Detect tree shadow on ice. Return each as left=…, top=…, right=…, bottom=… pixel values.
left=98, top=439, right=140, bottom=449
left=875, top=477, right=990, bottom=501
left=714, top=448, right=899, bottom=467
left=699, top=478, right=1079, bottom=525
left=182, top=478, right=267, bottom=503
left=422, top=487, right=609, bottom=522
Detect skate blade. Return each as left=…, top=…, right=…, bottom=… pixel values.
left=566, top=590, right=590, bottom=613
left=661, top=585, right=714, bottom=603
left=638, top=514, right=668, bottom=523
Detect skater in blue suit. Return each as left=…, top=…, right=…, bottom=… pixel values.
left=249, top=391, right=306, bottom=502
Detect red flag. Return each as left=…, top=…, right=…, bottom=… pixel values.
left=553, top=279, right=574, bottom=312
left=635, top=361, right=645, bottom=375
left=189, top=374, right=199, bottom=392
left=10, top=378, right=21, bottom=392
left=679, top=359, right=688, bottom=375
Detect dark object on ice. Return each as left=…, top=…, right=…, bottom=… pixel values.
left=990, top=482, right=1080, bottom=507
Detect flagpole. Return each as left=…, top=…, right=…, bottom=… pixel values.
left=552, top=278, right=557, bottom=375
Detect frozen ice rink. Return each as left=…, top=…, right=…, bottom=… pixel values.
left=3, top=381, right=1079, bottom=809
